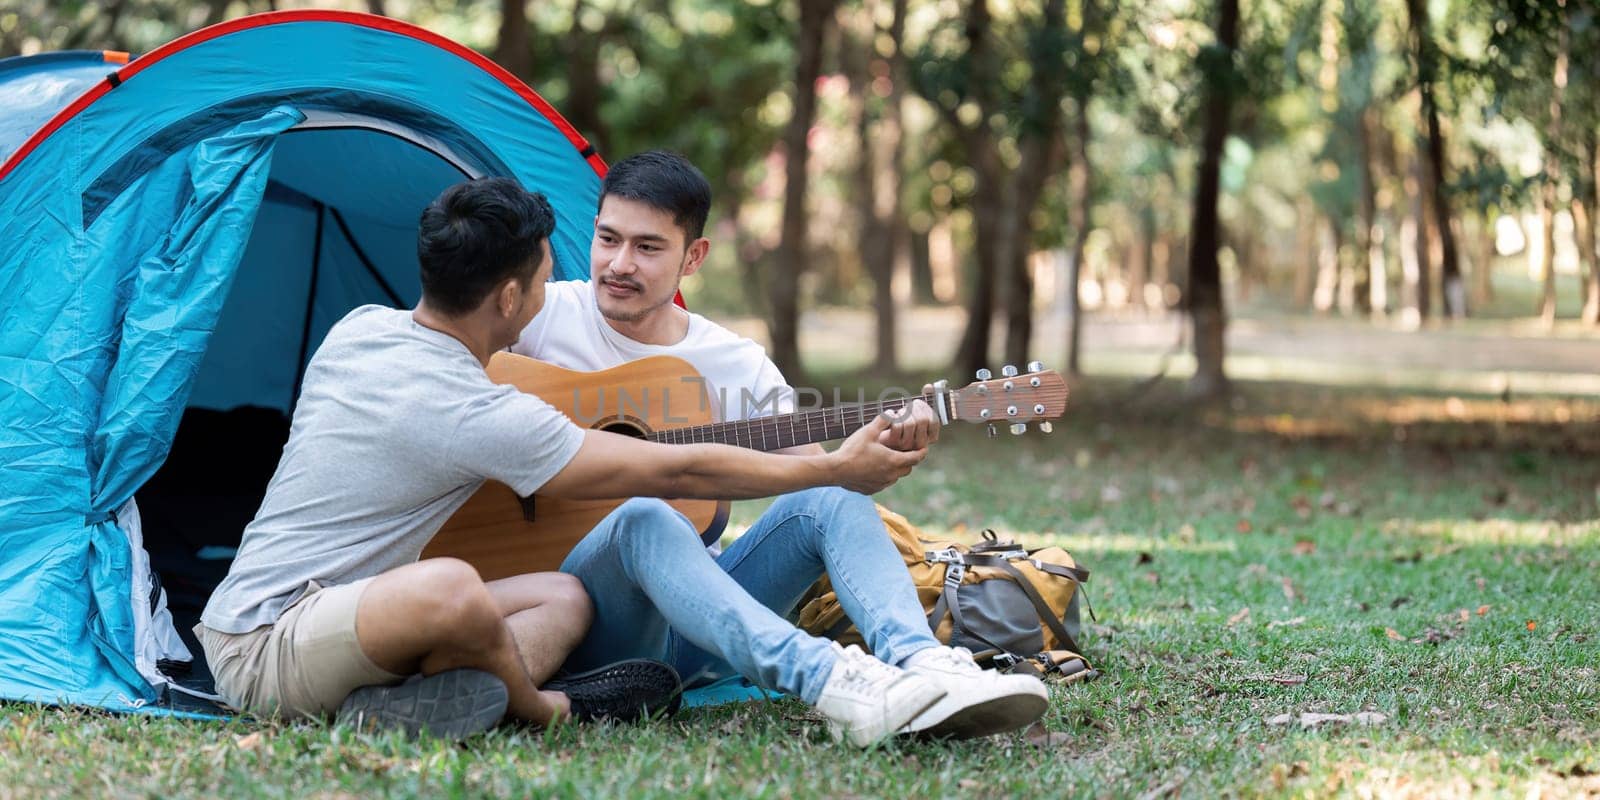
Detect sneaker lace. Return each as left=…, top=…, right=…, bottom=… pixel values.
left=832, top=645, right=904, bottom=696
left=919, top=645, right=983, bottom=674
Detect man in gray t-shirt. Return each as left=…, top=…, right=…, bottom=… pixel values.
left=197, top=178, right=936, bottom=742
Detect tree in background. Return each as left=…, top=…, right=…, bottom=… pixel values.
left=1185, top=0, right=1240, bottom=399
left=1404, top=0, right=1463, bottom=317
left=768, top=0, right=837, bottom=381
left=913, top=0, right=1069, bottom=377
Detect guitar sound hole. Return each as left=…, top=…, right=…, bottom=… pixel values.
left=598, top=420, right=648, bottom=439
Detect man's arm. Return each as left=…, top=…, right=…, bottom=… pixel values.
left=539, top=412, right=924, bottom=501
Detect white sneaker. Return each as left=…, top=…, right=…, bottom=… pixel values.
left=813, top=643, right=947, bottom=748
left=900, top=646, right=1050, bottom=739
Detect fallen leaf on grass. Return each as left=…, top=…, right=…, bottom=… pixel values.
left=1281, top=577, right=1301, bottom=602
left=1527, top=620, right=1538, bottom=631
left=1022, top=721, right=1072, bottom=748
left=1268, top=616, right=1307, bottom=629
left=1266, top=712, right=1388, bottom=728
left=958, top=778, right=981, bottom=790
left=234, top=732, right=262, bottom=750
left=1245, top=674, right=1308, bottom=686
left=1236, top=518, right=1253, bottom=534
left=1477, top=605, right=1491, bottom=616
left=1384, top=628, right=1406, bottom=641
left=1228, top=607, right=1251, bottom=627
left=1415, top=627, right=1454, bottom=645
left=1389, top=596, right=1411, bottom=610
left=1292, top=540, right=1316, bottom=556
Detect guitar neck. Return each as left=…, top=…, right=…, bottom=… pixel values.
left=644, top=393, right=938, bottom=451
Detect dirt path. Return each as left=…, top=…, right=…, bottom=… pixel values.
left=714, top=307, right=1600, bottom=395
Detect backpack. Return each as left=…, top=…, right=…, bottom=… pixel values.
left=796, top=505, right=1099, bottom=683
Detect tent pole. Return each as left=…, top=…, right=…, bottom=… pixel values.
left=292, top=202, right=326, bottom=410
left=328, top=206, right=405, bottom=307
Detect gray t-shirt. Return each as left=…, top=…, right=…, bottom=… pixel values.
left=201, top=305, right=585, bottom=635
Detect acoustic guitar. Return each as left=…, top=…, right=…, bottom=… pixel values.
left=422, top=352, right=1068, bottom=580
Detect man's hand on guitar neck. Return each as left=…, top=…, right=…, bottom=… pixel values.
left=876, top=385, right=940, bottom=453
left=830, top=411, right=929, bottom=495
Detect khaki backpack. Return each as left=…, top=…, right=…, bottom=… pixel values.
left=796, top=505, right=1099, bottom=683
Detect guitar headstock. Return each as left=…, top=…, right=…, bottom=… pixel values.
left=942, top=362, right=1068, bottom=435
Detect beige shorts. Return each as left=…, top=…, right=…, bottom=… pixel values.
left=196, top=578, right=403, bottom=719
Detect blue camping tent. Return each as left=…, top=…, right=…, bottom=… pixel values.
left=0, top=10, right=605, bottom=712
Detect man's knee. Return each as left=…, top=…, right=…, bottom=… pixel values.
left=409, top=558, right=503, bottom=641
left=780, top=486, right=876, bottom=520
left=605, top=498, right=699, bottom=546
left=546, top=572, right=594, bottom=630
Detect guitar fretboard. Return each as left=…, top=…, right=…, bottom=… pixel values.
left=644, top=394, right=935, bottom=452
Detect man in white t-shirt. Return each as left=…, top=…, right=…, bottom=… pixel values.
left=511, top=151, right=1049, bottom=741
left=198, top=177, right=944, bottom=746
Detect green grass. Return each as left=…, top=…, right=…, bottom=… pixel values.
left=3, top=379, right=1597, bottom=798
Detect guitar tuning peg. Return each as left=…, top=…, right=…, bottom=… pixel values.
left=1027, top=360, right=1045, bottom=373
left=1009, top=422, right=1027, bottom=435
left=976, top=368, right=992, bottom=381
left=1001, top=364, right=1019, bottom=378
left=986, top=423, right=999, bottom=438
left=1038, top=421, right=1053, bottom=434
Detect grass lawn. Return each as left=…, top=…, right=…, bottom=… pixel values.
left=2, top=378, right=1596, bottom=798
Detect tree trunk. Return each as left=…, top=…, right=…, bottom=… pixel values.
left=496, top=0, right=531, bottom=80
left=1293, top=197, right=1317, bottom=310
left=1133, top=206, right=1154, bottom=312
left=1573, top=192, right=1596, bottom=326
left=1355, top=108, right=1378, bottom=316
left=1539, top=16, right=1569, bottom=326
left=1582, top=131, right=1600, bottom=325
left=910, top=227, right=936, bottom=304
left=1472, top=212, right=1496, bottom=307
left=955, top=188, right=1002, bottom=378
left=873, top=0, right=909, bottom=371
left=1186, top=0, right=1238, bottom=399
left=1407, top=0, right=1462, bottom=318
left=1064, top=101, right=1092, bottom=376
left=1405, top=150, right=1433, bottom=321
left=769, top=0, right=835, bottom=381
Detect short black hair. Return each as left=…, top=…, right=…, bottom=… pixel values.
left=417, top=177, right=555, bottom=316
left=599, top=150, right=712, bottom=241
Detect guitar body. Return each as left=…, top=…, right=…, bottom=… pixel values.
left=423, top=353, right=728, bottom=580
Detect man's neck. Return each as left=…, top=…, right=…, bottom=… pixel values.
left=412, top=302, right=499, bottom=367
left=600, top=301, right=690, bottom=347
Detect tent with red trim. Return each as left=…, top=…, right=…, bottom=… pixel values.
left=0, top=11, right=606, bottom=712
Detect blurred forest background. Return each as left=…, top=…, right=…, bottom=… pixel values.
left=4, top=0, right=1597, bottom=397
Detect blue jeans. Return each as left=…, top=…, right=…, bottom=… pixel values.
left=558, top=487, right=941, bottom=704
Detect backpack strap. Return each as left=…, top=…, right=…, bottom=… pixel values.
left=940, top=562, right=1010, bottom=656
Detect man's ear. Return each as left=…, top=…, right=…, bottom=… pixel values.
left=496, top=277, right=520, bottom=318
left=681, top=237, right=711, bottom=278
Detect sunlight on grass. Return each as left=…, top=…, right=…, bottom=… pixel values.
left=1392, top=517, right=1600, bottom=547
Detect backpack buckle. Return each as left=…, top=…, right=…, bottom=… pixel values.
left=992, top=652, right=1024, bottom=670
left=944, top=562, right=966, bottom=584
left=925, top=548, right=965, bottom=565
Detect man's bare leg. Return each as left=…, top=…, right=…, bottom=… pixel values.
left=485, top=572, right=592, bottom=685
left=354, top=558, right=568, bottom=725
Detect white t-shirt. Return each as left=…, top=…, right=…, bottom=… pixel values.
left=203, top=306, right=586, bottom=634
left=511, top=281, right=794, bottom=423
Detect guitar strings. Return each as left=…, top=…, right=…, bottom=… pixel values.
left=644, top=388, right=1069, bottom=451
